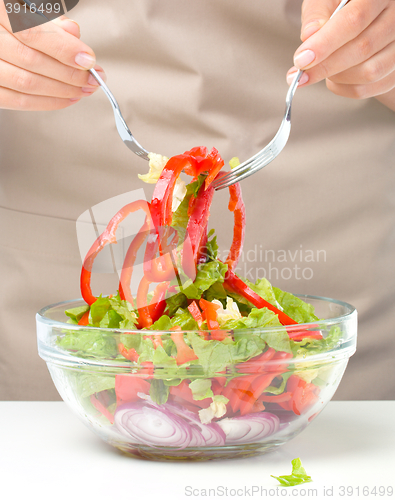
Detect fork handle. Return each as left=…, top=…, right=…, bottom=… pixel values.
left=89, top=69, right=120, bottom=112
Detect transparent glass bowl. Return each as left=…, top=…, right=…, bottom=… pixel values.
left=36, top=295, right=357, bottom=461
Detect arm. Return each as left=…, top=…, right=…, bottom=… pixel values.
left=286, top=0, right=395, bottom=112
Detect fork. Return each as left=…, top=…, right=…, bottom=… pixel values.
left=89, top=69, right=150, bottom=161
left=212, top=0, right=350, bottom=191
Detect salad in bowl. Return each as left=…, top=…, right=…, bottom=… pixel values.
left=36, top=146, right=357, bottom=460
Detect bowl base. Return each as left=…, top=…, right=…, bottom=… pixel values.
left=114, top=442, right=282, bottom=462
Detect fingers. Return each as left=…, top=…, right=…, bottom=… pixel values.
left=9, top=16, right=96, bottom=71
left=0, top=59, right=96, bottom=99
left=289, top=5, right=395, bottom=86
left=326, top=69, right=395, bottom=100
left=52, top=16, right=81, bottom=39
left=294, top=0, right=388, bottom=70
left=300, top=0, right=337, bottom=41
left=329, top=41, right=395, bottom=86
left=0, top=86, right=80, bottom=111
left=0, top=25, right=104, bottom=90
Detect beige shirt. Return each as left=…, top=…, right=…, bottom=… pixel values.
left=0, top=0, right=394, bottom=400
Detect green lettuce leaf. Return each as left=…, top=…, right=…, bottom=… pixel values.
left=64, top=305, right=89, bottom=323
left=290, top=325, right=342, bottom=358
left=274, top=287, right=319, bottom=324
left=189, top=379, right=213, bottom=400
left=187, top=333, right=267, bottom=375
left=149, top=379, right=169, bottom=405
left=57, top=330, right=118, bottom=359
left=271, top=458, right=312, bottom=487
left=245, top=278, right=279, bottom=307
left=179, top=260, right=228, bottom=300
left=170, top=308, right=198, bottom=330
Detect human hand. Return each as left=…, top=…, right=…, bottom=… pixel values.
left=0, top=5, right=106, bottom=111
left=286, top=0, right=395, bottom=109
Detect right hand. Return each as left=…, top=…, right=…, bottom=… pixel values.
left=0, top=5, right=106, bottom=111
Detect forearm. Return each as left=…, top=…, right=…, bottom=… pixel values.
left=375, top=88, right=395, bottom=113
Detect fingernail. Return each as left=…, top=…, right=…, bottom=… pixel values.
left=75, top=52, right=96, bottom=69
left=301, top=21, right=322, bottom=40
left=70, top=98, right=81, bottom=102
left=66, top=19, right=80, bottom=29
left=88, top=71, right=106, bottom=86
left=294, top=49, right=316, bottom=69
left=82, top=87, right=96, bottom=94
left=286, top=72, right=309, bottom=86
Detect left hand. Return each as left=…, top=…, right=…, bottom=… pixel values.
left=286, top=0, right=395, bottom=107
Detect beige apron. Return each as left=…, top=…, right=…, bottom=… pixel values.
left=1, top=0, right=394, bottom=400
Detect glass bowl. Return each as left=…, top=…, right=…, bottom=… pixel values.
left=36, top=295, right=357, bottom=461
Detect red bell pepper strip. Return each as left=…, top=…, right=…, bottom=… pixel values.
left=118, top=342, right=139, bottom=362
left=225, top=181, right=245, bottom=271
left=237, top=347, right=276, bottom=373
left=203, top=148, right=225, bottom=189
left=151, top=155, right=194, bottom=228
left=199, top=298, right=220, bottom=330
left=287, top=327, right=323, bottom=341
left=183, top=146, right=225, bottom=189
left=169, top=380, right=211, bottom=410
left=188, top=301, right=204, bottom=328
left=170, top=326, right=198, bottom=365
left=258, top=392, right=292, bottom=403
left=143, top=227, right=179, bottom=283
left=78, top=310, right=90, bottom=326
left=196, top=226, right=208, bottom=264
left=81, top=200, right=151, bottom=306
left=184, top=183, right=215, bottom=264
left=277, top=375, right=320, bottom=415
left=238, top=371, right=282, bottom=416
left=136, top=276, right=153, bottom=328
left=223, top=269, right=298, bottom=326
left=115, top=374, right=151, bottom=406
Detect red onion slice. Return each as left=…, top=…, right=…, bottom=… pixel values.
left=164, top=402, right=226, bottom=447
left=217, top=412, right=280, bottom=444
left=115, top=403, right=192, bottom=450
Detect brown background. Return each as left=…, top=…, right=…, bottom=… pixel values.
left=0, top=0, right=394, bottom=401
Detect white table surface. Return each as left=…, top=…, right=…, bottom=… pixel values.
left=1, top=401, right=394, bottom=500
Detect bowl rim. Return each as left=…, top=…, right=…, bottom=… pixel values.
left=36, top=294, right=357, bottom=335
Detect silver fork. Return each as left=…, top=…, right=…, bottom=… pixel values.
left=89, top=69, right=150, bottom=161
left=212, top=0, right=350, bottom=191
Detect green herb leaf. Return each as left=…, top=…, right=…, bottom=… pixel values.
left=271, top=458, right=312, bottom=487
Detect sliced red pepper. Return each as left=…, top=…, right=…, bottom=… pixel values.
left=237, top=347, right=276, bottom=374
left=238, top=371, right=282, bottom=416
left=223, top=269, right=298, bottom=326
left=115, top=374, right=150, bottom=406
left=78, top=310, right=90, bottom=326
left=118, top=342, right=139, bottom=362
left=188, top=300, right=204, bottom=328
left=81, top=200, right=151, bottom=306
left=277, top=375, right=320, bottom=415
left=184, top=183, right=215, bottom=266
left=169, top=380, right=211, bottom=410
left=199, top=298, right=220, bottom=330
left=258, top=392, right=292, bottom=403
left=136, top=276, right=153, bottom=328
left=170, top=326, right=198, bottom=365
left=287, top=327, right=323, bottom=341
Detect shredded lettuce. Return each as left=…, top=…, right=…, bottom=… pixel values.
left=271, top=458, right=312, bottom=487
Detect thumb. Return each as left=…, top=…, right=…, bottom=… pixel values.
left=300, top=0, right=338, bottom=41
